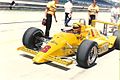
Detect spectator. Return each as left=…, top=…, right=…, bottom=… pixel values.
left=9, top=1, right=15, bottom=10
left=64, top=0, right=73, bottom=27
left=44, top=0, right=58, bottom=39
left=88, top=0, right=99, bottom=25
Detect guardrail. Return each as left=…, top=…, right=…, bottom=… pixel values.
left=0, top=1, right=110, bottom=12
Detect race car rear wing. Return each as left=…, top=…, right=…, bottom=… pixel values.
left=92, top=20, right=120, bottom=35
left=92, top=20, right=120, bottom=30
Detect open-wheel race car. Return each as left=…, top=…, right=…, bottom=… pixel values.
left=17, top=19, right=120, bottom=68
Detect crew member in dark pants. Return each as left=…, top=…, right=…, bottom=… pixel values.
left=45, top=0, right=58, bottom=38
left=88, top=0, right=99, bottom=25
left=45, top=14, right=52, bottom=37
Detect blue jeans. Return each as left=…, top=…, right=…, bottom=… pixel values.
left=65, top=12, right=71, bottom=26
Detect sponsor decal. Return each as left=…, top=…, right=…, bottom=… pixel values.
left=98, top=43, right=109, bottom=53
left=41, top=45, right=51, bottom=53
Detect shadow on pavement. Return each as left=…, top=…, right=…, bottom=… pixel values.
left=45, top=62, right=70, bottom=71
left=20, top=54, right=70, bottom=71
left=20, top=54, right=33, bottom=59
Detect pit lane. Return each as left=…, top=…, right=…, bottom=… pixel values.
left=0, top=10, right=119, bottom=80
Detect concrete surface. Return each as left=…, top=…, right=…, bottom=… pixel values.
left=0, top=10, right=119, bottom=80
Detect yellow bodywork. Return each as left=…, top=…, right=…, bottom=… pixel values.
left=18, top=20, right=118, bottom=66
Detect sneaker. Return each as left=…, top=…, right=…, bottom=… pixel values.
left=65, top=24, right=69, bottom=27
left=65, top=23, right=71, bottom=26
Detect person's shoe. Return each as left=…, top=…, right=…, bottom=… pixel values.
left=65, top=25, right=71, bottom=27
left=61, top=29, right=64, bottom=32
left=65, top=24, right=69, bottom=27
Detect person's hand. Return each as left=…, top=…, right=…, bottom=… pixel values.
left=88, top=16, right=90, bottom=20
left=69, top=13, right=72, bottom=18
left=55, top=19, right=57, bottom=22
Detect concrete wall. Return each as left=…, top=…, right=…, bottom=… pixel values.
left=0, top=1, right=110, bottom=12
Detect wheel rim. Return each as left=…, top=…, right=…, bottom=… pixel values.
left=32, top=32, right=44, bottom=50
left=87, top=46, right=97, bottom=66
left=34, top=36, right=44, bottom=47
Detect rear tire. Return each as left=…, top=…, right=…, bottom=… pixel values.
left=113, top=30, right=120, bottom=50
left=23, top=27, right=44, bottom=51
left=76, top=40, right=98, bottom=68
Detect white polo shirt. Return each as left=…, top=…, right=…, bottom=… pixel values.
left=64, top=1, right=73, bottom=13
left=111, top=7, right=119, bottom=17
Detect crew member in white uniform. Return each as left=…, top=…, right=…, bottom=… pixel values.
left=64, top=0, right=73, bottom=26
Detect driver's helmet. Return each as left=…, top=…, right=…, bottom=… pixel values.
left=72, top=22, right=81, bottom=34
left=73, top=22, right=81, bottom=29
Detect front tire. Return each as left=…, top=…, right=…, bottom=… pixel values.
left=23, top=27, right=44, bottom=51
left=76, top=40, right=98, bottom=68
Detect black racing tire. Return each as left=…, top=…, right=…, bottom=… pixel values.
left=76, top=40, right=98, bottom=68
left=113, top=30, right=120, bottom=50
left=23, top=27, right=44, bottom=50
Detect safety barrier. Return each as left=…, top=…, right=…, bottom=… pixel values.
left=0, top=1, right=110, bottom=12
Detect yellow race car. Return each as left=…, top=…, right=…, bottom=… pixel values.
left=18, top=20, right=120, bottom=68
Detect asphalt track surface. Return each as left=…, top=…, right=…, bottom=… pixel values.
left=0, top=10, right=119, bottom=80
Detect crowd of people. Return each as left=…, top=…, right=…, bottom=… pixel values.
left=43, top=0, right=120, bottom=38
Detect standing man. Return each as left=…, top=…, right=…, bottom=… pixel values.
left=118, top=6, right=120, bottom=20
left=110, top=3, right=119, bottom=32
left=111, top=4, right=119, bottom=23
left=118, top=6, right=120, bottom=30
left=45, top=0, right=58, bottom=39
left=64, top=0, right=73, bottom=27
left=88, top=0, right=99, bottom=25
